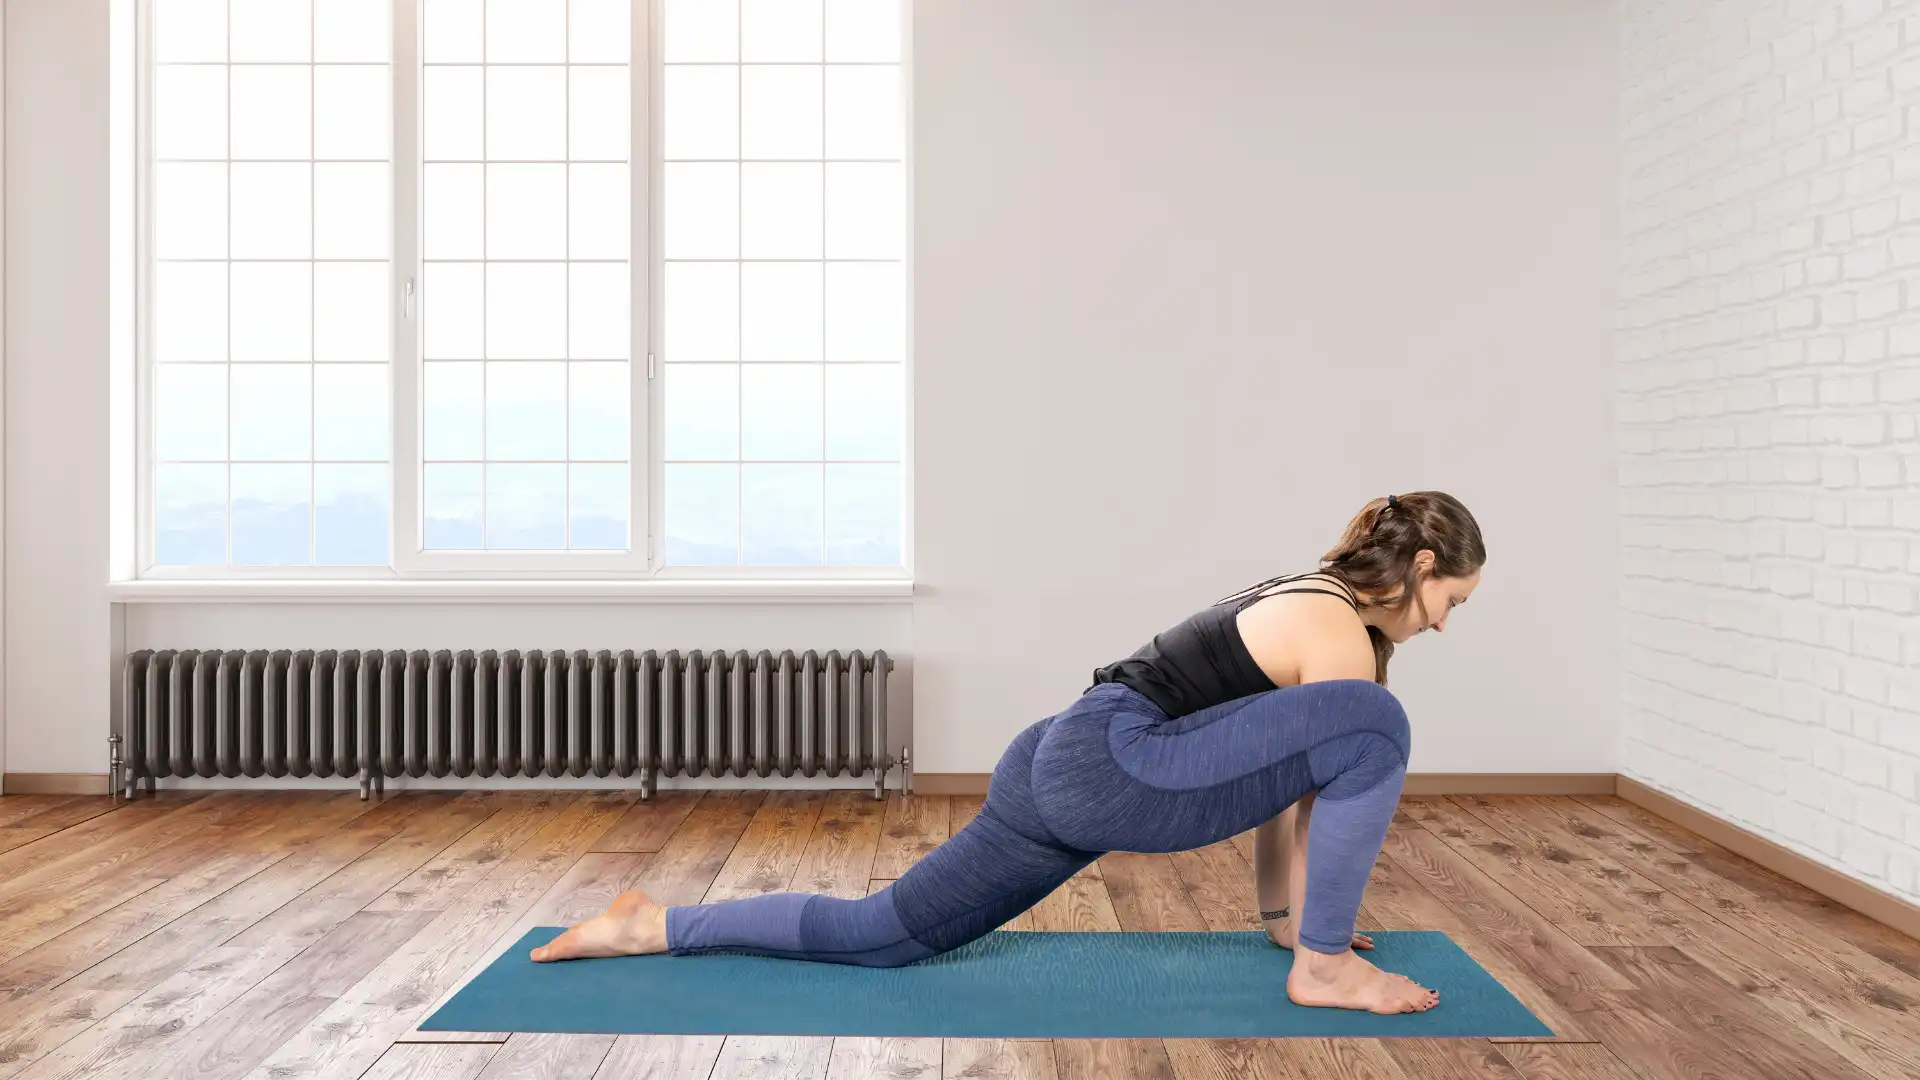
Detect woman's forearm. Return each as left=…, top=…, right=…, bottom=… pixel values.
left=1253, top=806, right=1293, bottom=930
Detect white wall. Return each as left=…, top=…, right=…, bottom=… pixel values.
left=5, top=0, right=1619, bottom=781
left=911, top=0, right=1618, bottom=772
left=1618, top=0, right=1920, bottom=902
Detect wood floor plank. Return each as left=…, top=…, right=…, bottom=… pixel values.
left=0, top=797, right=73, bottom=830
left=1050, top=1040, right=1174, bottom=1080
left=235, top=792, right=637, bottom=1080
left=1027, top=864, right=1119, bottom=933
left=411, top=852, right=654, bottom=1042
left=0, top=794, right=204, bottom=883
left=1379, top=1039, right=1525, bottom=1080
left=1496, top=1043, right=1642, bottom=1080
left=792, top=791, right=886, bottom=899
left=593, top=793, right=701, bottom=854
left=475, top=1033, right=616, bottom=1079
left=872, top=796, right=951, bottom=880
left=1165, top=1038, right=1410, bottom=1080
left=637, top=792, right=768, bottom=905
left=361, top=1043, right=501, bottom=1080
left=709, top=1036, right=833, bottom=1080
left=706, top=791, right=829, bottom=902
left=1403, top=798, right=1681, bottom=947
left=367, top=793, right=578, bottom=913
left=1099, top=854, right=1207, bottom=933
left=1568, top=946, right=1879, bottom=1080
left=940, top=1041, right=1055, bottom=1080
left=825, top=1037, right=941, bottom=1080
left=2, top=794, right=486, bottom=1080
left=0, top=798, right=116, bottom=835
left=1167, top=842, right=1259, bottom=932
left=592, top=1035, right=725, bottom=1080
left=948, top=796, right=985, bottom=835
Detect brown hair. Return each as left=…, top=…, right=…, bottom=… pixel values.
left=1220, top=491, right=1486, bottom=685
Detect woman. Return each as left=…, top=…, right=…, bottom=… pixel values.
left=534, top=492, right=1485, bottom=1016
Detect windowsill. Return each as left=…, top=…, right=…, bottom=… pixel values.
left=105, top=578, right=916, bottom=604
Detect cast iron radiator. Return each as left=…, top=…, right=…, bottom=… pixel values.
left=113, top=648, right=902, bottom=802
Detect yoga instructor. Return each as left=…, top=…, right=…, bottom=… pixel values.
left=534, top=491, right=1486, bottom=1016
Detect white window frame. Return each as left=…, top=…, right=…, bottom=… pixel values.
left=130, top=0, right=914, bottom=583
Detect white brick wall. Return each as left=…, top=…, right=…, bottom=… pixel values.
left=1619, top=0, right=1920, bottom=902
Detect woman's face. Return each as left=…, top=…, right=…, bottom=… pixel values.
left=1385, top=555, right=1480, bottom=644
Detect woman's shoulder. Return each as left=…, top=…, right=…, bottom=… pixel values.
left=1234, top=580, right=1372, bottom=686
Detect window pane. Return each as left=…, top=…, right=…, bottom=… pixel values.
left=569, top=165, right=630, bottom=260
left=488, top=0, right=567, bottom=63
left=665, top=67, right=738, bottom=161
left=231, top=464, right=310, bottom=565
left=741, top=364, right=823, bottom=461
left=742, top=67, right=821, bottom=160
left=570, top=68, right=630, bottom=161
left=570, top=0, right=631, bottom=64
left=487, top=163, right=566, bottom=259
left=569, top=464, right=628, bottom=549
left=315, top=66, right=389, bottom=159
left=155, top=66, right=226, bottom=160
left=742, top=464, right=823, bottom=564
left=316, top=464, right=389, bottom=564
left=155, top=365, right=228, bottom=461
left=230, top=364, right=312, bottom=460
left=826, top=0, right=900, bottom=62
left=155, top=261, right=228, bottom=363
left=825, top=262, right=903, bottom=362
left=741, top=263, right=823, bottom=361
left=230, top=162, right=311, bottom=259
left=826, top=463, right=900, bottom=564
left=486, top=263, right=568, bottom=359
left=742, top=0, right=822, bottom=62
left=486, top=362, right=567, bottom=460
left=155, top=464, right=227, bottom=565
left=314, top=364, right=389, bottom=461
left=665, top=262, right=739, bottom=362
left=426, top=164, right=485, bottom=259
left=314, top=262, right=390, bottom=362
left=231, top=263, right=312, bottom=362
left=570, top=363, right=629, bottom=460
left=425, top=66, right=483, bottom=160
left=315, top=0, right=390, bottom=63
left=425, top=361, right=485, bottom=460
left=230, top=66, right=310, bottom=160
left=665, top=464, right=739, bottom=564
left=825, top=364, right=902, bottom=460
left=664, top=365, right=739, bottom=460
left=314, top=163, right=390, bottom=259
left=826, top=163, right=903, bottom=259
left=155, top=0, right=226, bottom=63
left=231, top=0, right=309, bottom=63
left=155, top=163, right=227, bottom=259
left=487, top=464, right=566, bottom=549
left=665, top=0, right=738, bottom=62
left=424, top=464, right=483, bottom=548
left=425, top=0, right=483, bottom=63
left=826, top=67, right=901, bottom=160
left=569, top=263, right=629, bottom=360
left=741, top=163, right=823, bottom=259
left=487, top=67, right=566, bottom=160
left=664, top=164, right=739, bottom=259
left=424, top=262, right=484, bottom=359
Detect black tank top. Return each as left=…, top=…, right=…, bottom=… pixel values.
left=1089, top=573, right=1361, bottom=718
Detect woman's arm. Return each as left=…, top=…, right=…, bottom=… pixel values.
left=1253, top=806, right=1293, bottom=945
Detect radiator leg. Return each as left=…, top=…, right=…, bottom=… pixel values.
left=874, top=757, right=886, bottom=801
left=141, top=772, right=157, bottom=798
left=108, top=733, right=124, bottom=803
left=639, top=766, right=656, bottom=801
left=358, top=765, right=372, bottom=801
left=902, top=745, right=912, bottom=796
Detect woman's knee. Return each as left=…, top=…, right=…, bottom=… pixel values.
left=1321, top=680, right=1410, bottom=761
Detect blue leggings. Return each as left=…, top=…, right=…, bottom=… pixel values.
left=665, top=679, right=1409, bottom=964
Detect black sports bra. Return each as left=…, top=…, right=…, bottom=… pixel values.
left=1088, top=573, right=1360, bottom=718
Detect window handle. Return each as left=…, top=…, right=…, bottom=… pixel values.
left=402, top=277, right=416, bottom=321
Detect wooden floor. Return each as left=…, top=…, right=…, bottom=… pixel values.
left=0, top=790, right=1916, bottom=1080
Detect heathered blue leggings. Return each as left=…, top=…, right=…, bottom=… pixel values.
left=665, top=679, right=1409, bottom=964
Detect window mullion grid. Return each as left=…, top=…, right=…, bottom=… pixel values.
left=734, top=0, right=744, bottom=567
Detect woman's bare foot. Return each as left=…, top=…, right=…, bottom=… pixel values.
left=1286, top=946, right=1438, bottom=1014
left=1265, top=916, right=1372, bottom=952
left=530, top=889, right=670, bottom=962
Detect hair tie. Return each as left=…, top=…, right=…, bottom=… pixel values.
left=1386, top=495, right=1399, bottom=511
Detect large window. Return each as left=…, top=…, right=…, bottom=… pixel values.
left=141, top=0, right=905, bottom=576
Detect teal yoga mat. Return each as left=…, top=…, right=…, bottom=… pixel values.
left=422, top=929, right=1552, bottom=1038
